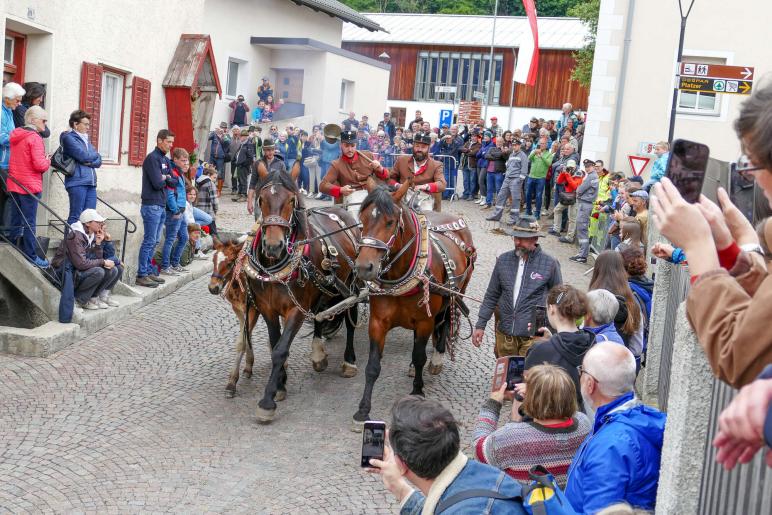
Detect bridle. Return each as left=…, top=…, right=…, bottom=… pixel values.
left=257, top=181, right=300, bottom=252
left=358, top=203, right=417, bottom=276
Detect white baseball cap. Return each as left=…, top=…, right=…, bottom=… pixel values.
left=79, top=209, right=106, bottom=224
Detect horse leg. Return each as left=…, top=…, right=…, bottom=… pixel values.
left=429, top=308, right=449, bottom=376
left=263, top=315, right=286, bottom=402
left=411, top=322, right=433, bottom=397
left=256, top=310, right=305, bottom=423
left=310, top=320, right=329, bottom=372
left=243, top=310, right=259, bottom=379
left=226, top=307, right=247, bottom=397
left=340, top=307, right=358, bottom=378
left=353, top=322, right=386, bottom=429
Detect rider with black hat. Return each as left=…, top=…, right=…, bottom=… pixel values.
left=319, top=129, right=390, bottom=203
left=389, top=131, right=446, bottom=212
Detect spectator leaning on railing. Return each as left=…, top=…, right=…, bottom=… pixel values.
left=651, top=80, right=772, bottom=389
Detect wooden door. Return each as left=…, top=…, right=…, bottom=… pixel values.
left=390, top=107, right=406, bottom=128
left=274, top=69, right=304, bottom=103
left=3, top=30, right=26, bottom=85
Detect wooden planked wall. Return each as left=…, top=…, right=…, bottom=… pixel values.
left=342, top=42, right=588, bottom=110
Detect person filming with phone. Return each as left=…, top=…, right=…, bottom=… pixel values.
left=473, top=216, right=562, bottom=357
left=368, top=396, right=527, bottom=514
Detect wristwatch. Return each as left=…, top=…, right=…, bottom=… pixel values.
left=739, top=243, right=764, bottom=256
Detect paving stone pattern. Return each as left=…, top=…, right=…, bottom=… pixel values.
left=0, top=197, right=590, bottom=513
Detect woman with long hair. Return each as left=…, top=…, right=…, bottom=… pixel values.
left=589, top=250, right=643, bottom=356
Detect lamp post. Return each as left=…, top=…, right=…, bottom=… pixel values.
left=667, top=0, right=696, bottom=143
left=482, top=0, right=500, bottom=126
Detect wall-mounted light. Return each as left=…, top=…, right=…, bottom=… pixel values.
left=378, top=52, right=390, bottom=61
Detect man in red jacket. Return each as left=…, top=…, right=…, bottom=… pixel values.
left=549, top=159, right=582, bottom=242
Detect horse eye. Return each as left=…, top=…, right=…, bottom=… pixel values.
left=385, top=220, right=394, bottom=227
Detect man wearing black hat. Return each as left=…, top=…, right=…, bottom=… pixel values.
left=319, top=129, right=389, bottom=202
left=206, top=122, right=230, bottom=196
left=247, top=137, right=286, bottom=218
left=472, top=216, right=562, bottom=357
left=232, top=128, right=255, bottom=202
left=389, top=131, right=446, bottom=212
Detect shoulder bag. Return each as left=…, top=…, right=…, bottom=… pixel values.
left=50, top=146, right=76, bottom=177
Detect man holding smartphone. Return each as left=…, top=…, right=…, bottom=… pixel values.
left=472, top=216, right=562, bottom=357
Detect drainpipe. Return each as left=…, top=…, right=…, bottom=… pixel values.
left=608, top=0, right=636, bottom=170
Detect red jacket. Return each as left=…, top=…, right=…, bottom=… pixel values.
left=8, top=127, right=49, bottom=194
left=556, top=171, right=582, bottom=193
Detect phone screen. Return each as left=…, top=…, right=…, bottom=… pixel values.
left=506, top=357, right=525, bottom=390
left=531, top=306, right=554, bottom=337
left=729, top=162, right=756, bottom=222
left=361, top=421, right=386, bottom=468
left=665, top=139, right=710, bottom=203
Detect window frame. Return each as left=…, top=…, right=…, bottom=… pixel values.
left=97, top=67, right=127, bottom=165
left=225, top=58, right=245, bottom=99
left=339, top=79, right=354, bottom=112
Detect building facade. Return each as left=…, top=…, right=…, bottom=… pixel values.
left=581, top=0, right=772, bottom=175
left=343, top=13, right=590, bottom=130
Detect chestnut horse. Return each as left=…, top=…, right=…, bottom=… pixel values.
left=352, top=180, right=475, bottom=425
left=226, top=164, right=361, bottom=423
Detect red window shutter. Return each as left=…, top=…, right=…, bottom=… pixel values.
left=128, top=76, right=151, bottom=166
left=79, top=62, right=103, bottom=150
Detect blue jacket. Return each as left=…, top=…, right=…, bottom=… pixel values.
left=649, top=152, right=669, bottom=183
left=565, top=392, right=666, bottom=513
left=584, top=322, right=625, bottom=345
left=142, top=147, right=173, bottom=207
left=401, top=456, right=526, bottom=515
left=0, top=104, right=15, bottom=169
left=275, top=140, right=288, bottom=159
left=60, top=130, right=101, bottom=190
left=286, top=135, right=299, bottom=159
left=320, top=139, right=340, bottom=164
left=476, top=140, right=494, bottom=169
left=165, top=164, right=186, bottom=213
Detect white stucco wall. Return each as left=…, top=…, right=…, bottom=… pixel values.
left=323, top=53, right=389, bottom=126
left=584, top=0, right=772, bottom=176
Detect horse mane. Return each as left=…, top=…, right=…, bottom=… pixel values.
left=254, top=169, right=300, bottom=197
left=361, top=185, right=399, bottom=217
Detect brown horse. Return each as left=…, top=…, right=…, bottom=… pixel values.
left=352, top=180, right=475, bottom=425
left=227, top=163, right=361, bottom=423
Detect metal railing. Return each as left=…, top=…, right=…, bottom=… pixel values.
left=369, top=152, right=460, bottom=201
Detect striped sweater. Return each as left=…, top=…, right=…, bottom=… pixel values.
left=472, top=399, right=591, bottom=487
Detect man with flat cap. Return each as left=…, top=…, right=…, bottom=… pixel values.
left=472, top=216, right=562, bottom=357
left=247, top=137, right=286, bottom=218
left=319, top=129, right=390, bottom=203
left=389, top=131, right=446, bottom=212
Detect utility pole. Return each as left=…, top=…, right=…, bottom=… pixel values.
left=482, top=0, right=500, bottom=126
left=667, top=0, right=696, bottom=143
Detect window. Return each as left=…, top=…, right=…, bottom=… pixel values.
left=3, top=37, right=13, bottom=64
left=414, top=51, right=503, bottom=103
left=340, top=80, right=353, bottom=111
left=226, top=59, right=241, bottom=97
left=98, top=71, right=125, bottom=162
left=677, top=55, right=724, bottom=116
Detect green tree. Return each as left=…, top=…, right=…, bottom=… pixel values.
left=567, top=0, right=600, bottom=88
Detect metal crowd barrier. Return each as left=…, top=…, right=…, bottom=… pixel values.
left=369, top=152, right=460, bottom=202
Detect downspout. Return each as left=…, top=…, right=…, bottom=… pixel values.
left=608, top=0, right=636, bottom=170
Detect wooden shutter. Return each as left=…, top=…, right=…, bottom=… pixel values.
left=79, top=62, right=103, bottom=150
left=128, top=76, right=151, bottom=166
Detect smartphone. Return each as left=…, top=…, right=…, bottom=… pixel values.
left=361, top=421, right=386, bottom=468
left=665, top=139, right=710, bottom=203
left=492, top=356, right=526, bottom=391
left=729, top=162, right=756, bottom=222
left=530, top=306, right=554, bottom=337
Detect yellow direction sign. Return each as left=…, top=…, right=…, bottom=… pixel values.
left=679, top=77, right=752, bottom=95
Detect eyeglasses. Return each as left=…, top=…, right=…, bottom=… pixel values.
left=577, top=365, right=598, bottom=383
left=735, top=154, right=763, bottom=173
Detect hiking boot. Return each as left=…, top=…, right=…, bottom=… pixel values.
left=485, top=214, right=501, bottom=221
left=149, top=275, right=166, bottom=284
left=569, top=255, right=587, bottom=263
left=136, top=276, right=159, bottom=288
left=559, top=236, right=575, bottom=244
left=548, top=229, right=560, bottom=236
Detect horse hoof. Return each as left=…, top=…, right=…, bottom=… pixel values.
left=256, top=406, right=276, bottom=424
left=351, top=419, right=365, bottom=433
left=340, top=362, right=358, bottom=378
left=274, top=389, right=287, bottom=402
left=410, top=389, right=426, bottom=398
left=428, top=363, right=443, bottom=376
left=408, top=364, right=416, bottom=378
left=243, top=369, right=253, bottom=379
left=225, top=387, right=236, bottom=398
left=312, top=357, right=329, bottom=373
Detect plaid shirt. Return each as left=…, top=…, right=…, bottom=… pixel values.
left=195, top=176, right=219, bottom=216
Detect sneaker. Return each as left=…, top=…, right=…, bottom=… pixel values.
left=476, top=198, right=485, bottom=205
left=485, top=214, right=501, bottom=221
left=160, top=267, right=179, bottom=276
left=136, top=276, right=159, bottom=288
left=299, top=188, right=307, bottom=195
left=307, top=191, right=316, bottom=199
left=481, top=204, right=492, bottom=210
left=171, top=265, right=188, bottom=273
left=32, top=256, right=50, bottom=268
left=81, top=299, right=101, bottom=310
left=194, top=251, right=209, bottom=261
left=548, top=229, right=560, bottom=236
left=149, top=275, right=166, bottom=284
left=569, top=255, right=587, bottom=263
left=559, top=236, right=574, bottom=244
left=99, top=293, right=120, bottom=307
left=315, top=193, right=324, bottom=200
left=91, top=297, right=109, bottom=309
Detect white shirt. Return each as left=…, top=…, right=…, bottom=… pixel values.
left=512, top=256, right=526, bottom=310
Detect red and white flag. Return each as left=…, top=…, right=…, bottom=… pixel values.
left=514, top=0, right=540, bottom=86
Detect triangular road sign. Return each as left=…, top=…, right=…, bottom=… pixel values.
left=629, top=155, right=651, bottom=176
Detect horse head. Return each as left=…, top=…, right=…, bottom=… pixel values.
left=208, top=236, right=245, bottom=295
left=255, top=161, right=302, bottom=260
left=355, top=180, right=410, bottom=281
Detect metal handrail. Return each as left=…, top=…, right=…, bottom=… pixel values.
left=51, top=171, right=137, bottom=262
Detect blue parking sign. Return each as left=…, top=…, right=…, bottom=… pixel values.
left=439, top=109, right=453, bottom=128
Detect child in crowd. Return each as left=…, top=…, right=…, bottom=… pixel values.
left=615, top=220, right=645, bottom=253
left=252, top=100, right=266, bottom=123
left=195, top=165, right=219, bottom=236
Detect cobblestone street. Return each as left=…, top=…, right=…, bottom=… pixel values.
left=0, top=196, right=590, bottom=514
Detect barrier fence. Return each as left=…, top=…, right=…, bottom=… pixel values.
left=369, top=152, right=460, bottom=200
